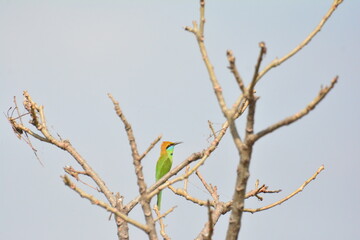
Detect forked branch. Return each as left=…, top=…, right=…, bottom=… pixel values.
left=62, top=175, right=150, bottom=232
left=108, top=93, right=157, bottom=239
left=244, top=165, right=325, bottom=213
left=19, top=91, right=117, bottom=206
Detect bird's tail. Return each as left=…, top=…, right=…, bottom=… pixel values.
left=157, top=190, right=162, bottom=210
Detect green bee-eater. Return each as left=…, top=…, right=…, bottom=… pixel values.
left=155, top=141, right=182, bottom=210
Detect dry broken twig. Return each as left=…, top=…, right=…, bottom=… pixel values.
left=244, top=165, right=325, bottom=213
left=245, top=181, right=281, bottom=201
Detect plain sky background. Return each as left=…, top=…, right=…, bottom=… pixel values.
left=1, top=0, right=359, bottom=239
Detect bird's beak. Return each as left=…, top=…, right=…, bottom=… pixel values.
left=173, top=142, right=182, bottom=146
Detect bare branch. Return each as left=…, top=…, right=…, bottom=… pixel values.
left=168, top=185, right=210, bottom=206
left=249, top=42, right=267, bottom=95
left=199, top=0, right=205, bottom=38
left=245, top=181, right=281, bottom=201
left=154, top=205, right=177, bottom=222
left=183, top=165, right=191, bottom=191
left=254, top=76, right=338, bottom=142
left=153, top=205, right=172, bottom=240
left=139, top=135, right=162, bottom=161
left=185, top=1, right=341, bottom=239
left=185, top=0, right=228, bottom=116
left=108, top=93, right=157, bottom=239
left=196, top=170, right=219, bottom=201
left=7, top=97, right=45, bottom=165
left=11, top=92, right=131, bottom=239
left=20, top=91, right=118, bottom=206
left=244, top=165, right=325, bottom=213
left=226, top=50, right=245, bottom=93
left=62, top=175, right=150, bottom=232
left=10, top=120, right=49, bottom=143
left=7, top=117, right=44, bottom=166
left=256, top=0, right=344, bottom=83
left=207, top=120, right=216, bottom=140
left=64, top=166, right=100, bottom=192
left=108, top=93, right=140, bottom=159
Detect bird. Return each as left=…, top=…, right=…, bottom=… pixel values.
left=155, top=141, right=182, bottom=210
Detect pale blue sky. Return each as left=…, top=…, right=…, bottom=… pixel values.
left=1, top=1, right=359, bottom=239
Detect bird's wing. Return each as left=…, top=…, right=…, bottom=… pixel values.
left=156, top=156, right=172, bottom=181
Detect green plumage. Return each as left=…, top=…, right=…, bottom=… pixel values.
left=155, top=141, right=181, bottom=210
left=155, top=154, right=172, bottom=209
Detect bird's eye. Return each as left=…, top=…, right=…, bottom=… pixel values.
left=170, top=153, right=173, bottom=156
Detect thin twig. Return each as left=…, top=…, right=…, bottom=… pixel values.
left=245, top=182, right=281, bottom=201
left=185, top=0, right=228, bottom=116
left=256, top=0, right=344, bottom=83
left=9, top=97, right=44, bottom=165
left=154, top=205, right=177, bottom=222
left=168, top=185, right=210, bottom=206
left=199, top=0, right=205, bottom=38
left=153, top=205, right=172, bottom=240
left=64, top=166, right=100, bottom=192
left=139, top=135, right=162, bottom=161
left=207, top=120, right=216, bottom=139
left=227, top=50, right=245, bottom=93
left=184, top=165, right=191, bottom=191
left=11, top=120, right=49, bottom=142
left=196, top=170, right=218, bottom=201
left=108, top=94, right=140, bottom=161
left=249, top=42, right=267, bottom=95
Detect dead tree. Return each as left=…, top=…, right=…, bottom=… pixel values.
left=7, top=0, right=342, bottom=239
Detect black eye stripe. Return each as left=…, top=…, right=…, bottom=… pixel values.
left=166, top=144, right=175, bottom=150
